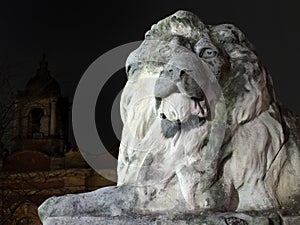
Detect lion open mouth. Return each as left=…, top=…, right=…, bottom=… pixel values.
left=156, top=93, right=208, bottom=138
left=154, top=57, right=211, bottom=139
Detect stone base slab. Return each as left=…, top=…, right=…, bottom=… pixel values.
left=42, top=212, right=300, bottom=225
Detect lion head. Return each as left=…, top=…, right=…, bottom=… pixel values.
left=118, top=10, right=300, bottom=212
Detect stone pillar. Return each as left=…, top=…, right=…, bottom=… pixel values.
left=12, top=103, right=21, bottom=152
left=50, top=100, right=57, bottom=136
left=13, top=103, right=20, bottom=137
left=43, top=115, right=50, bottom=136
left=21, top=111, right=28, bottom=138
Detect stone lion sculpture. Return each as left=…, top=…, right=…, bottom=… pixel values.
left=118, top=10, right=300, bottom=212
left=39, top=10, right=300, bottom=223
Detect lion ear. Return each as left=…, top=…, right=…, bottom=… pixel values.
left=210, top=24, right=256, bottom=52
left=209, top=24, right=245, bottom=44
left=210, top=24, right=257, bottom=55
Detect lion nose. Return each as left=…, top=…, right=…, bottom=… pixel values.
left=177, top=71, right=205, bottom=100
left=155, top=66, right=204, bottom=101
left=154, top=65, right=180, bottom=99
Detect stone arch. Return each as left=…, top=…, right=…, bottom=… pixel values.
left=28, top=108, right=45, bottom=138
left=2, top=151, right=50, bottom=171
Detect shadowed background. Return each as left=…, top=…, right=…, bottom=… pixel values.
left=0, top=0, right=299, bottom=146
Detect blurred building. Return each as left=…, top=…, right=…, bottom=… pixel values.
left=0, top=55, right=116, bottom=225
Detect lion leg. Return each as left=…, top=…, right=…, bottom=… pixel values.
left=176, top=164, right=227, bottom=211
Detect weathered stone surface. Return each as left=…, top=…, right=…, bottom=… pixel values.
left=281, top=216, right=300, bottom=225
left=39, top=10, right=300, bottom=224
left=41, top=211, right=291, bottom=225
left=38, top=186, right=137, bottom=220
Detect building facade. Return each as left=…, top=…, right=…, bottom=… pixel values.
left=0, top=55, right=116, bottom=224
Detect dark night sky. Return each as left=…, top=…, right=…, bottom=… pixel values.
left=0, top=1, right=299, bottom=145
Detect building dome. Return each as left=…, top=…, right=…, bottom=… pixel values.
left=24, top=54, right=61, bottom=97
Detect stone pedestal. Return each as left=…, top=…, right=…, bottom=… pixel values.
left=41, top=211, right=300, bottom=225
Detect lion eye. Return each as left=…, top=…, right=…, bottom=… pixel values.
left=199, top=47, right=217, bottom=59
